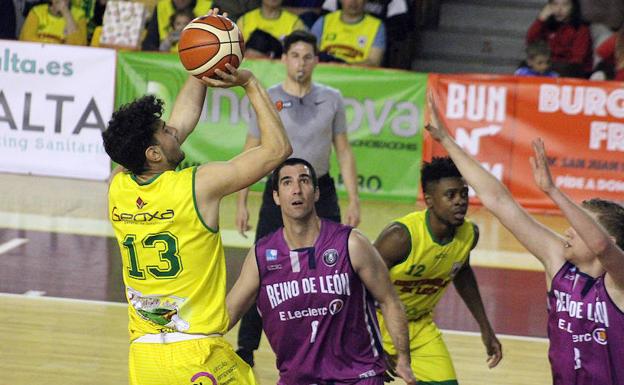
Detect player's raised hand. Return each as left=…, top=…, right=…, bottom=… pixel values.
left=529, top=138, right=556, bottom=195
left=202, top=63, right=253, bottom=88
left=425, top=90, right=451, bottom=143
left=482, top=329, right=503, bottom=369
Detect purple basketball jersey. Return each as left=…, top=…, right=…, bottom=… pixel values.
left=547, top=262, right=624, bottom=384
left=255, top=219, right=386, bottom=385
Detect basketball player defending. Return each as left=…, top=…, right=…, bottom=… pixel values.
left=426, top=92, right=624, bottom=384
left=374, top=156, right=502, bottom=385
left=227, top=158, right=417, bottom=385
left=102, top=20, right=293, bottom=385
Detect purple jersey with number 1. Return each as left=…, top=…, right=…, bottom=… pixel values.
left=255, top=219, right=386, bottom=385
left=547, top=262, right=624, bottom=384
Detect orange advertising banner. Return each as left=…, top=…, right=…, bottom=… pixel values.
left=426, top=74, right=624, bottom=212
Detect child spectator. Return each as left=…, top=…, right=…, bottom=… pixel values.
left=526, top=0, right=592, bottom=77
left=591, top=26, right=624, bottom=81
left=19, top=0, right=87, bottom=45
left=159, top=8, right=194, bottom=51
left=515, top=40, right=559, bottom=77
left=142, top=0, right=212, bottom=51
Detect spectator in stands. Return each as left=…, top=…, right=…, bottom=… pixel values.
left=19, top=0, right=87, bottom=45
left=86, top=0, right=107, bottom=45
left=321, top=0, right=412, bottom=67
left=311, top=0, right=385, bottom=66
left=526, top=0, right=592, bottom=78
left=282, top=0, right=324, bottom=28
left=142, top=0, right=212, bottom=51
left=580, top=0, right=624, bottom=53
left=515, top=40, right=559, bottom=77
left=591, top=26, right=624, bottom=81
left=1, top=0, right=17, bottom=39
left=237, top=0, right=306, bottom=58
left=212, top=0, right=260, bottom=21
left=159, top=8, right=194, bottom=51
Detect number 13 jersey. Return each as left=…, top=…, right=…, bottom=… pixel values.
left=108, top=167, right=228, bottom=341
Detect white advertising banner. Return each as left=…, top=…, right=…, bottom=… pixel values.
left=0, top=40, right=115, bottom=180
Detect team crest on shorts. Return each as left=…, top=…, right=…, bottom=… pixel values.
left=322, top=249, right=339, bottom=266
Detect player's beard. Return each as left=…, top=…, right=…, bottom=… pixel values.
left=168, top=151, right=185, bottom=169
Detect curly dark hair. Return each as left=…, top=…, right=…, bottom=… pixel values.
left=421, top=156, right=463, bottom=194
left=582, top=198, right=624, bottom=250
left=102, top=95, right=164, bottom=175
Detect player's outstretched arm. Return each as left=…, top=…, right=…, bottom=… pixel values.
left=226, top=248, right=260, bottom=331
left=530, top=138, right=624, bottom=288
left=453, top=249, right=502, bottom=368
left=349, top=230, right=417, bottom=385
left=197, top=66, right=292, bottom=197
left=426, top=91, right=566, bottom=280
left=167, top=76, right=207, bottom=144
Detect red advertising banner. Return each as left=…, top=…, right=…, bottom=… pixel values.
left=425, top=74, right=624, bottom=212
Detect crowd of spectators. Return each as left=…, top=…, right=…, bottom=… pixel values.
left=1, top=0, right=624, bottom=78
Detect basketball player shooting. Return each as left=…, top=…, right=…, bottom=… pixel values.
left=426, top=91, right=624, bottom=384
left=102, top=9, right=292, bottom=385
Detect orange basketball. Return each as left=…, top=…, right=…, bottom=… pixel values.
left=178, top=14, right=245, bottom=79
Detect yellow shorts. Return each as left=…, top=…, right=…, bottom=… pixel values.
left=129, top=335, right=258, bottom=385
left=378, top=314, right=458, bottom=385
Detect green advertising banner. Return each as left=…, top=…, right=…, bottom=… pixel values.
left=116, top=51, right=427, bottom=201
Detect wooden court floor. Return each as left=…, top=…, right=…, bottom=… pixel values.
left=0, top=173, right=564, bottom=384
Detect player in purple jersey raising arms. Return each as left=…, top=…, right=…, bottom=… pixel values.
left=227, top=158, right=417, bottom=385
left=426, top=92, right=624, bottom=385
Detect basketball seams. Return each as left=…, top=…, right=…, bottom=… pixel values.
left=178, top=15, right=245, bottom=78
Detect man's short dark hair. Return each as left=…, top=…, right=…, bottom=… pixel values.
left=271, top=158, right=318, bottom=192
left=102, top=95, right=163, bottom=175
left=283, top=30, right=318, bottom=55
left=582, top=198, right=624, bottom=250
left=421, top=156, right=463, bottom=194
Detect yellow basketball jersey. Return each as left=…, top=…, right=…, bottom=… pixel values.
left=108, top=167, right=228, bottom=341
left=388, top=210, right=476, bottom=321
left=29, top=4, right=85, bottom=44
left=319, top=11, right=381, bottom=63
left=237, top=8, right=305, bottom=42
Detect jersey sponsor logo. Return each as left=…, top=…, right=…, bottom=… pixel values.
left=266, top=249, right=278, bottom=261
left=322, top=248, right=339, bottom=267
left=136, top=196, right=147, bottom=209
left=553, top=290, right=610, bottom=327
left=268, top=264, right=282, bottom=271
left=593, top=328, right=608, bottom=345
left=127, top=287, right=189, bottom=331
left=328, top=298, right=344, bottom=315
left=357, top=35, right=367, bottom=47
left=266, top=273, right=352, bottom=309
left=111, top=206, right=174, bottom=223
left=314, top=100, right=325, bottom=106
left=275, top=100, right=283, bottom=111
left=279, top=305, right=328, bottom=320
